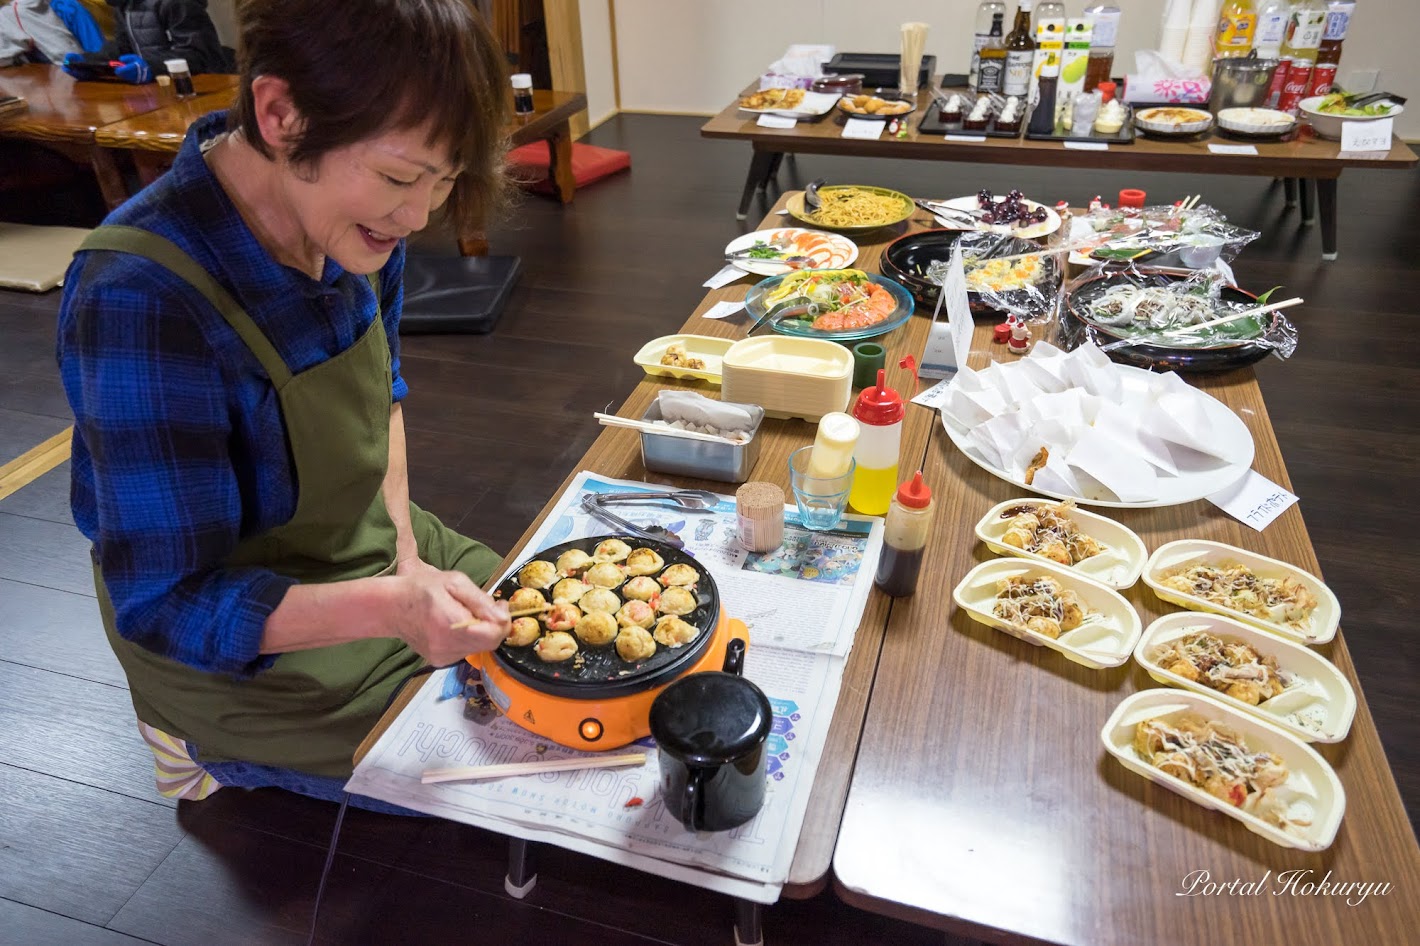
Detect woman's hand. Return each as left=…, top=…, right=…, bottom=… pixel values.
left=391, top=567, right=509, bottom=666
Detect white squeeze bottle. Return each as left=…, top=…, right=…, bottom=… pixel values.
left=805, top=412, right=860, bottom=479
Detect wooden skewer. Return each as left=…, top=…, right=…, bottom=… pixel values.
left=449, top=604, right=551, bottom=631
left=421, top=752, right=647, bottom=784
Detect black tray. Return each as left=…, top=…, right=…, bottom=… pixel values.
left=1023, top=100, right=1135, bottom=144
left=824, top=52, right=936, bottom=91
left=918, top=98, right=1023, bottom=138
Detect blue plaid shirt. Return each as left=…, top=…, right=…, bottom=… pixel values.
left=57, top=111, right=408, bottom=676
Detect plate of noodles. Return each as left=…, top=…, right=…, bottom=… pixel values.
left=785, top=185, right=915, bottom=236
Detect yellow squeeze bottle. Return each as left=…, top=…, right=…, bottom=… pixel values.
left=848, top=369, right=905, bottom=516
left=806, top=412, right=860, bottom=478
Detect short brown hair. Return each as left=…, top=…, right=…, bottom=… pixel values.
left=230, top=0, right=509, bottom=231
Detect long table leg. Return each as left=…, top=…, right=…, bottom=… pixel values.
left=1299, top=177, right=1315, bottom=225
left=89, top=147, right=130, bottom=210
left=733, top=898, right=763, bottom=946
left=737, top=149, right=777, bottom=221
left=1317, top=176, right=1339, bottom=260
left=1282, top=177, right=1298, bottom=207
left=504, top=837, right=538, bottom=899
left=548, top=121, right=576, bottom=204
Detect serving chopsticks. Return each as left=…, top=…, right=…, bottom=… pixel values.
left=593, top=412, right=744, bottom=444
left=1100, top=297, right=1303, bottom=352
left=421, top=752, right=647, bottom=784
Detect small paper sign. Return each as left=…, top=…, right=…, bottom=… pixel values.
left=1063, top=140, right=1109, bottom=151
left=701, top=265, right=744, bottom=290
left=841, top=118, right=884, bottom=140
left=919, top=245, right=973, bottom=380
left=702, top=300, right=745, bottom=319
left=1206, top=470, right=1300, bottom=532
left=910, top=378, right=953, bottom=408
left=944, top=133, right=988, bottom=142
left=1209, top=143, right=1259, bottom=155
left=1339, top=117, right=1393, bottom=153
left=757, top=114, right=797, bottom=129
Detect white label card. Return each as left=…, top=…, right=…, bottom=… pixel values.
left=841, top=118, right=884, bottom=140
left=1339, top=117, right=1393, bottom=153
left=919, top=245, right=974, bottom=380
left=702, top=300, right=745, bottom=320
left=757, top=114, right=797, bottom=129
left=910, top=379, right=953, bottom=409
left=1209, top=143, right=1259, bottom=155
left=702, top=265, right=744, bottom=290
left=1063, top=140, right=1109, bottom=151
left=1206, top=469, right=1300, bottom=532
left=944, top=133, right=988, bottom=142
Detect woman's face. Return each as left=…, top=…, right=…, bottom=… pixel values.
left=284, top=123, right=460, bottom=274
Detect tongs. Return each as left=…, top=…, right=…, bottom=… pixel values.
left=580, top=490, right=721, bottom=548
left=915, top=198, right=987, bottom=228
left=1334, top=89, right=1406, bottom=109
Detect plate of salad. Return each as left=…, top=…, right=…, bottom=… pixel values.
left=743, top=268, right=914, bottom=341
left=724, top=228, right=858, bottom=276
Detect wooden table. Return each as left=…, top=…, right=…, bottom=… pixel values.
left=355, top=196, right=935, bottom=936
left=0, top=64, right=237, bottom=208
left=832, top=324, right=1420, bottom=942
left=700, top=83, right=1418, bottom=259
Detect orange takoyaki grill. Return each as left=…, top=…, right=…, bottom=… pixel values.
left=467, top=535, right=750, bottom=751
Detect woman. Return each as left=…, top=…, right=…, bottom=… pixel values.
left=57, top=0, right=512, bottom=806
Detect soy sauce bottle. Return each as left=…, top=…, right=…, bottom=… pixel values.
left=874, top=472, right=934, bottom=598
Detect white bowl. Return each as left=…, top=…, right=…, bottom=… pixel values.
left=1298, top=95, right=1404, bottom=140
left=1101, top=689, right=1346, bottom=850
left=973, top=498, right=1147, bottom=590
left=1216, top=107, right=1296, bottom=136
left=1133, top=612, right=1357, bottom=743
left=1134, top=107, right=1213, bottom=136
left=953, top=557, right=1142, bottom=668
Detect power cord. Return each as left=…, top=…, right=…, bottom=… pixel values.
left=307, top=664, right=438, bottom=945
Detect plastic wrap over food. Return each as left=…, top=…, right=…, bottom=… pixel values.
left=923, top=230, right=1062, bottom=324
left=1072, top=204, right=1260, bottom=269
left=1066, top=262, right=1297, bottom=360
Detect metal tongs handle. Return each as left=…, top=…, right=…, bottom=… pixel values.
left=592, top=490, right=720, bottom=509
left=580, top=495, right=689, bottom=548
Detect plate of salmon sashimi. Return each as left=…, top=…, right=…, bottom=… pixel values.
left=743, top=268, right=915, bottom=342
left=724, top=228, right=859, bottom=276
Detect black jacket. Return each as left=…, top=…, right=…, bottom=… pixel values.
left=102, top=0, right=235, bottom=75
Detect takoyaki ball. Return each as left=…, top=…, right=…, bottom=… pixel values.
left=1026, top=616, right=1062, bottom=639
left=659, top=563, right=699, bottom=587
left=625, top=547, right=665, bottom=577
left=580, top=588, right=621, bottom=614
left=1037, top=541, right=1073, bottom=567
left=594, top=538, right=631, bottom=563
left=623, top=576, right=661, bottom=601
left=544, top=603, right=582, bottom=632
left=615, top=625, right=657, bottom=662
left=517, top=560, right=557, bottom=589
left=508, top=588, right=547, bottom=613
left=535, top=631, right=578, bottom=662
left=653, top=615, right=699, bottom=648
left=1058, top=591, right=1085, bottom=632
left=584, top=561, right=626, bottom=589
left=574, top=610, right=618, bottom=646
left=506, top=617, right=542, bottom=647
left=656, top=586, right=697, bottom=616
left=616, top=599, right=656, bottom=630
left=556, top=548, right=594, bottom=576
left=551, top=578, right=591, bottom=604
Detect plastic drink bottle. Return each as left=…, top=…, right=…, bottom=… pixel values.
left=874, top=472, right=934, bottom=598
left=1306, top=1, right=1354, bottom=97
left=848, top=369, right=904, bottom=516
left=969, top=1, right=1008, bottom=91
left=1252, top=0, right=1290, bottom=58
left=1083, top=2, right=1120, bottom=91
left=1214, top=0, right=1258, bottom=58
left=1276, top=1, right=1326, bottom=113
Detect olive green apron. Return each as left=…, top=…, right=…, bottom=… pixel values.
left=80, top=225, right=500, bottom=778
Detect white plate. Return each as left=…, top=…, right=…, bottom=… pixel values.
left=1142, top=539, right=1340, bottom=645
left=1134, top=612, right=1357, bottom=743
left=952, top=558, right=1142, bottom=669
left=738, top=90, right=841, bottom=118
left=1100, top=689, right=1345, bottom=851
left=932, top=195, right=1062, bottom=240
left=723, top=228, right=858, bottom=276
left=974, top=498, right=1147, bottom=589
left=942, top=364, right=1255, bottom=509
left=632, top=334, right=732, bottom=384
left=1134, top=107, right=1213, bottom=135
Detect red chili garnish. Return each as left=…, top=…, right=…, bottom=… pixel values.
left=624, top=797, right=644, bottom=808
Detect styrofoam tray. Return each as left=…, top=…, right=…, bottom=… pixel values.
left=1143, top=539, right=1340, bottom=645
left=974, top=498, right=1147, bottom=589
left=1134, top=612, right=1356, bottom=743
left=952, top=558, right=1142, bottom=669
left=721, top=335, right=852, bottom=422
left=1101, top=688, right=1346, bottom=850
left=633, top=334, right=733, bottom=384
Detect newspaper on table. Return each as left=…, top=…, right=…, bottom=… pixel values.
left=346, top=471, right=884, bottom=903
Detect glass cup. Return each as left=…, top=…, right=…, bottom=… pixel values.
left=788, top=446, right=855, bottom=531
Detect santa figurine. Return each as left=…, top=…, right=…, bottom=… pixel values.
left=1006, top=317, right=1033, bottom=356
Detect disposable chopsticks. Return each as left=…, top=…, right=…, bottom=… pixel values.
left=421, top=752, right=647, bottom=784
left=592, top=412, right=741, bottom=444
left=1100, top=297, right=1303, bottom=352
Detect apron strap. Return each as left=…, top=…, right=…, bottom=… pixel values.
left=79, top=225, right=294, bottom=388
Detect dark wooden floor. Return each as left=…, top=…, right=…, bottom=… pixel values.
left=1, top=114, right=1416, bottom=945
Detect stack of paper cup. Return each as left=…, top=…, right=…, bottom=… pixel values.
left=1181, top=0, right=1220, bottom=75
left=1159, top=0, right=1192, bottom=65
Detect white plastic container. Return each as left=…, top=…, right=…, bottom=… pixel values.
left=721, top=336, right=853, bottom=421
left=973, top=497, right=1147, bottom=589
left=1143, top=539, right=1340, bottom=644
left=1133, top=611, right=1357, bottom=743
left=1100, top=688, right=1346, bottom=850
left=952, top=557, right=1143, bottom=668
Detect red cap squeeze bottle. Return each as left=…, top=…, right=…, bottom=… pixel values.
left=875, top=472, right=934, bottom=597
left=848, top=369, right=904, bottom=516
